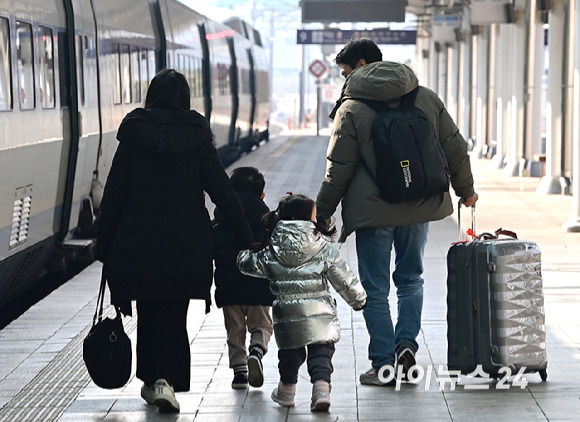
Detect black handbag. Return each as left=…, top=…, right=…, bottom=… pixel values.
left=83, top=268, right=132, bottom=389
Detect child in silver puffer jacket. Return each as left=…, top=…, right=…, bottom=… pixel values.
left=237, top=193, right=366, bottom=412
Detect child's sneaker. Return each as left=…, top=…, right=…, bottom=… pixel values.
left=248, top=346, right=264, bottom=387
left=310, top=380, right=331, bottom=412
left=152, top=379, right=180, bottom=413
left=271, top=381, right=296, bottom=407
left=232, top=370, right=249, bottom=389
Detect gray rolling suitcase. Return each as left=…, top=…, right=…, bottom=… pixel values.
left=446, top=203, right=548, bottom=381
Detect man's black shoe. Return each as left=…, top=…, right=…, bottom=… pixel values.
left=396, top=348, right=417, bottom=381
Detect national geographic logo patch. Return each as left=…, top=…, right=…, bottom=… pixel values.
left=400, top=160, right=412, bottom=188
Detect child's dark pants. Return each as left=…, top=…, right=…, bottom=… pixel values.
left=278, top=343, right=335, bottom=384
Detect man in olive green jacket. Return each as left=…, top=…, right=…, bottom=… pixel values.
left=316, top=39, right=478, bottom=386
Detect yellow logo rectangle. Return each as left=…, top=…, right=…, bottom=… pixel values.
left=400, top=160, right=410, bottom=167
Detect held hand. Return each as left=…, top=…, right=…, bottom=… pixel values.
left=353, top=301, right=366, bottom=312
left=316, top=216, right=331, bottom=231
left=461, top=193, right=479, bottom=208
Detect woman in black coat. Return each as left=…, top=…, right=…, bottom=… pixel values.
left=95, top=69, right=253, bottom=413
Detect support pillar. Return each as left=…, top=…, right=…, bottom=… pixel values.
left=502, top=2, right=527, bottom=177
left=492, top=24, right=509, bottom=168
left=521, top=0, right=545, bottom=177
left=473, top=27, right=489, bottom=158
left=485, top=24, right=498, bottom=159
left=537, top=0, right=570, bottom=193
left=563, top=0, right=580, bottom=231
left=447, top=42, right=459, bottom=122
left=457, top=6, right=471, bottom=139
left=438, top=44, right=448, bottom=100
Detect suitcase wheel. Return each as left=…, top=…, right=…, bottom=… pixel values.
left=539, top=369, right=547, bottom=382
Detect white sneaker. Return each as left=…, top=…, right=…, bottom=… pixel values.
left=153, top=379, right=180, bottom=413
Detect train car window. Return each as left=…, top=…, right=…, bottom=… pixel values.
left=147, top=49, right=155, bottom=86
left=180, top=55, right=193, bottom=94
left=84, top=35, right=95, bottom=104
left=186, top=56, right=192, bottom=89
left=131, top=46, right=140, bottom=103
left=242, top=69, right=250, bottom=95
left=176, top=54, right=182, bottom=76
left=38, top=26, right=55, bottom=109
left=191, top=57, right=197, bottom=97
left=188, top=56, right=196, bottom=97
left=253, top=30, right=263, bottom=47
left=217, top=63, right=230, bottom=96
left=76, top=34, right=85, bottom=106
left=0, top=17, right=12, bottom=110
left=112, top=43, right=121, bottom=104
left=121, top=44, right=131, bottom=103
left=16, top=21, right=35, bottom=110
left=140, top=49, right=149, bottom=103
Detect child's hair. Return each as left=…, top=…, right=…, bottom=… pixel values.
left=252, top=193, right=336, bottom=251
left=230, top=166, right=265, bottom=196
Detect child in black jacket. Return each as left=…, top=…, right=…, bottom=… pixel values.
left=212, top=167, right=275, bottom=389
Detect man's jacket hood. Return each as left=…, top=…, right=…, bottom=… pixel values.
left=329, top=61, right=419, bottom=119
left=343, top=61, right=419, bottom=102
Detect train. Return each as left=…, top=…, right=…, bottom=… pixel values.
left=0, top=0, right=270, bottom=311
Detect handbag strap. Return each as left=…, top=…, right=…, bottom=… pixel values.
left=92, top=267, right=107, bottom=326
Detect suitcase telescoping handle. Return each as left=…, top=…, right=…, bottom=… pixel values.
left=458, top=199, right=519, bottom=242
left=457, top=199, right=476, bottom=242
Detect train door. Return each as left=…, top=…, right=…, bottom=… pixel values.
left=201, top=20, right=235, bottom=161
left=66, top=0, right=101, bottom=237
left=230, top=36, right=252, bottom=151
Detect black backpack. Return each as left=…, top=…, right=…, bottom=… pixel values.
left=354, top=87, right=450, bottom=203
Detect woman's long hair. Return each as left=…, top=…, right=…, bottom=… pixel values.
left=144, top=69, right=190, bottom=111
left=251, top=193, right=336, bottom=251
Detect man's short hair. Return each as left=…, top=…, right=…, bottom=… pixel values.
left=335, top=38, right=382, bottom=69
left=230, top=166, right=265, bottom=196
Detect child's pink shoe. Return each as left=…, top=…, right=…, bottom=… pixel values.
left=271, top=381, right=296, bottom=407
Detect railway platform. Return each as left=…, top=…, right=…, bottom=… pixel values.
left=1, top=130, right=579, bottom=421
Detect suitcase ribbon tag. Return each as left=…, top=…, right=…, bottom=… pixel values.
left=451, top=227, right=477, bottom=245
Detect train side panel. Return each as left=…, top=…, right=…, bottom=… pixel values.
left=0, top=0, right=71, bottom=305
